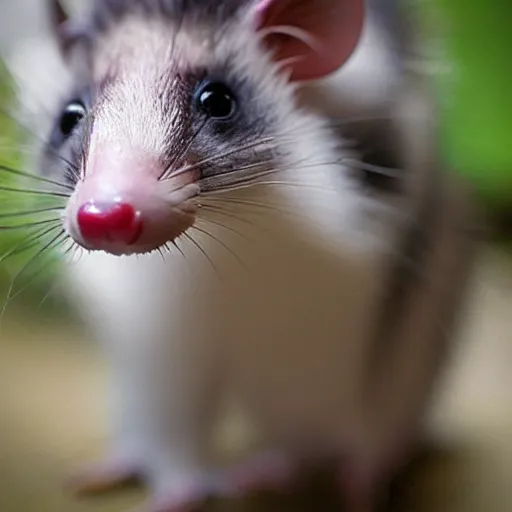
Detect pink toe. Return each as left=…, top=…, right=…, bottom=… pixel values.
left=230, top=453, right=298, bottom=496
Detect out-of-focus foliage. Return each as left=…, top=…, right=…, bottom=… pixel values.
left=0, top=59, right=26, bottom=251
left=0, top=59, right=64, bottom=310
left=420, top=0, right=512, bottom=212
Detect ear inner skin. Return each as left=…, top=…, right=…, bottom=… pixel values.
left=254, top=0, right=365, bottom=82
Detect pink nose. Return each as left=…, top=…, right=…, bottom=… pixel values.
left=77, top=201, right=143, bottom=247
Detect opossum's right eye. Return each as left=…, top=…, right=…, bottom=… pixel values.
left=59, top=101, right=86, bottom=138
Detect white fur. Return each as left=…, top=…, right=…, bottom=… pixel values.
left=63, top=23, right=397, bottom=487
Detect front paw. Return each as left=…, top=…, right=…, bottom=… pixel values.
left=136, top=469, right=230, bottom=512
left=65, top=452, right=142, bottom=496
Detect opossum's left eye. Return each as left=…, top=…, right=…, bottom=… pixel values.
left=59, top=100, right=86, bottom=138
left=195, top=81, right=237, bottom=120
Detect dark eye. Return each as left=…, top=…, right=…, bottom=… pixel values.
left=196, top=81, right=236, bottom=120
left=59, top=100, right=86, bottom=137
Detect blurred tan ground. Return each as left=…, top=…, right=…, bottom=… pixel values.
left=0, top=242, right=511, bottom=512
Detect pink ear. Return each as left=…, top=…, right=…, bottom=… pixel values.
left=254, top=0, right=365, bottom=82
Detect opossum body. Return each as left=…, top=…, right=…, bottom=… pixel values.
left=7, top=0, right=477, bottom=510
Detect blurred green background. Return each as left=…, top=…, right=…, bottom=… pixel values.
left=0, top=61, right=67, bottom=314
left=426, top=0, right=512, bottom=210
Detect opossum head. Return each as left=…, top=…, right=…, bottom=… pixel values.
left=42, top=0, right=364, bottom=255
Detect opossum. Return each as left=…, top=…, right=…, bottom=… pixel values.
left=3, top=0, right=478, bottom=510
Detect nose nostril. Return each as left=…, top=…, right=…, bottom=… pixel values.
left=77, top=201, right=143, bottom=247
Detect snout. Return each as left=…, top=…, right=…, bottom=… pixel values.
left=65, top=150, right=200, bottom=255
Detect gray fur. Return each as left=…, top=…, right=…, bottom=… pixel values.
left=89, top=0, right=249, bottom=34
left=42, top=5, right=286, bottom=195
